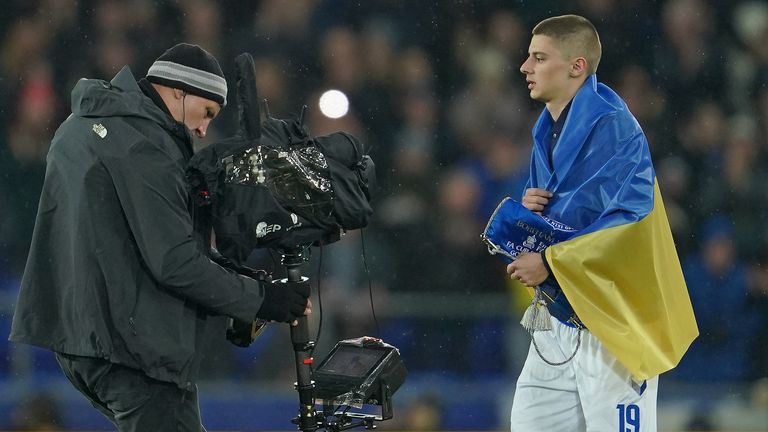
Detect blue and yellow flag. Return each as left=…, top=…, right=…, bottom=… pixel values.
left=528, top=75, right=698, bottom=381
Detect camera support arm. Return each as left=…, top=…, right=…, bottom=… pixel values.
left=280, top=248, right=318, bottom=432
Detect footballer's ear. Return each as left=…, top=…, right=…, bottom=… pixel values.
left=570, top=57, right=588, bottom=78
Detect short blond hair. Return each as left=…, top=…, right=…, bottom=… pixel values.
left=533, top=15, right=602, bottom=74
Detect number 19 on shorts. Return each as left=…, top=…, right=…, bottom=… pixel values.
left=617, top=403, right=640, bottom=432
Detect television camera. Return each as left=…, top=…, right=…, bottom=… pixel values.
left=186, top=53, right=406, bottom=431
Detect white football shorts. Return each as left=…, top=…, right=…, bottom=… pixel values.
left=510, top=317, right=658, bottom=432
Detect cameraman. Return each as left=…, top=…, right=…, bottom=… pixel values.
left=9, top=43, right=310, bottom=431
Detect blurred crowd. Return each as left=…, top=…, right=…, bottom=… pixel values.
left=1, top=0, right=768, bottom=427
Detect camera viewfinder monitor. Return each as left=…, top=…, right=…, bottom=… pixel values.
left=313, top=340, right=406, bottom=404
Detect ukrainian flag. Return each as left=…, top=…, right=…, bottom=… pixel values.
left=528, top=75, right=698, bottom=381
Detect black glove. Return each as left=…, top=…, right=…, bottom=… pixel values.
left=256, top=280, right=310, bottom=323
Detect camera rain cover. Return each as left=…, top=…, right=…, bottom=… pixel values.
left=222, top=131, right=335, bottom=227
left=186, top=53, right=375, bottom=263
left=188, top=120, right=375, bottom=262
left=481, top=197, right=577, bottom=263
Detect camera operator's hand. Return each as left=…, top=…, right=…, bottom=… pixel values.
left=256, top=280, right=311, bottom=324
left=295, top=299, right=312, bottom=327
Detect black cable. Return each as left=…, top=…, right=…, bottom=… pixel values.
left=309, top=244, right=324, bottom=368
left=306, top=245, right=323, bottom=409
left=360, top=229, right=380, bottom=337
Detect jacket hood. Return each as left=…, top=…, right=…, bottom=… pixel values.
left=71, top=66, right=186, bottom=139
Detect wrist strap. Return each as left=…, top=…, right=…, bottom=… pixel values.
left=540, top=249, right=553, bottom=277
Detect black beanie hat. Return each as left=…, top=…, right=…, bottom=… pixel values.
left=146, top=43, right=227, bottom=107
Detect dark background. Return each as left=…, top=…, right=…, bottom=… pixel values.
left=1, top=0, right=767, bottom=430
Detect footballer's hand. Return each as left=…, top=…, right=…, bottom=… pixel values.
left=507, top=252, right=549, bottom=287
left=522, top=188, right=553, bottom=214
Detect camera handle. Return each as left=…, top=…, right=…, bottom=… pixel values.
left=280, top=248, right=318, bottom=432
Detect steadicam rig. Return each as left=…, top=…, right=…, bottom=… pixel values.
left=185, top=53, right=404, bottom=432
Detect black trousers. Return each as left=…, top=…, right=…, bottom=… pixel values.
left=55, top=353, right=206, bottom=432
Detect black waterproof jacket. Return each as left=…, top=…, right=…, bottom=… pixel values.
left=9, top=67, right=265, bottom=389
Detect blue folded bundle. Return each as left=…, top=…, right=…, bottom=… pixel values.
left=481, top=197, right=577, bottom=263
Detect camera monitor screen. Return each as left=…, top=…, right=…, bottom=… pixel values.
left=317, top=345, right=387, bottom=378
